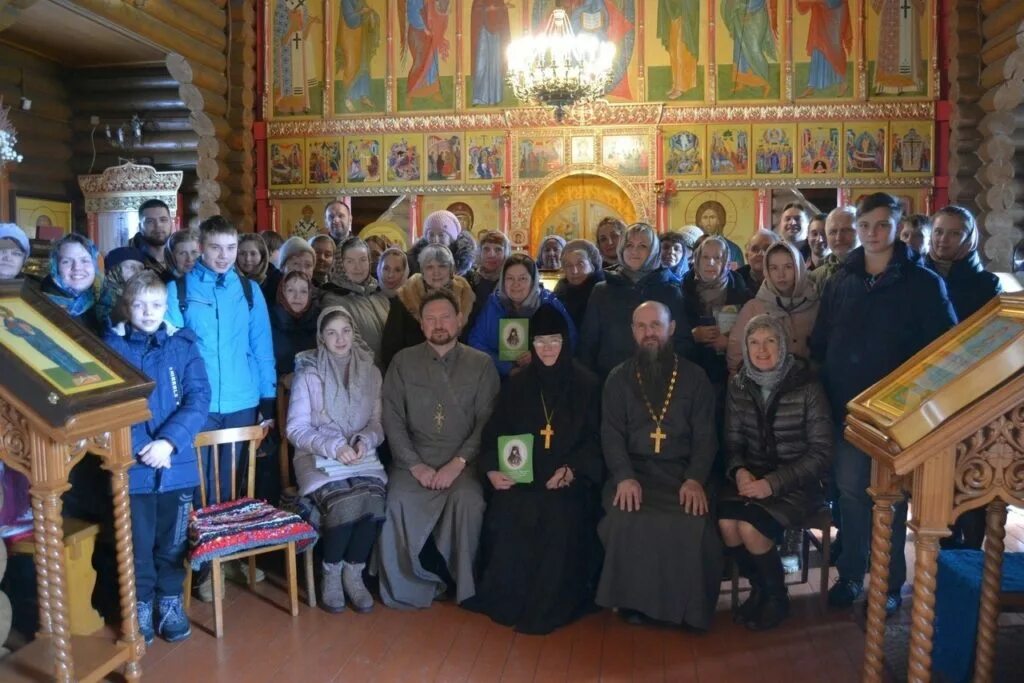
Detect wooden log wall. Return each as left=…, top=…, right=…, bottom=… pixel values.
left=0, top=44, right=74, bottom=201
left=946, top=2, right=984, bottom=215
left=71, top=0, right=244, bottom=227
left=226, top=0, right=257, bottom=231
left=974, top=0, right=1024, bottom=269
left=67, top=65, right=200, bottom=229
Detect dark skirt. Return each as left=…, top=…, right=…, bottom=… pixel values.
left=310, top=476, right=386, bottom=531
left=718, top=499, right=785, bottom=542
left=466, top=484, right=600, bottom=635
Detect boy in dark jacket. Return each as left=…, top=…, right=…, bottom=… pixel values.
left=104, top=271, right=211, bottom=645
left=811, top=193, right=957, bottom=615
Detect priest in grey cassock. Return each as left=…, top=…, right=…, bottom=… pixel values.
left=596, top=301, right=723, bottom=630
left=375, top=289, right=500, bottom=608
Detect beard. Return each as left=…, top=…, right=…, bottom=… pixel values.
left=429, top=330, right=455, bottom=346
left=635, top=339, right=676, bottom=399
left=140, top=231, right=167, bottom=248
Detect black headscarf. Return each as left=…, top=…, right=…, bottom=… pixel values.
left=528, top=303, right=574, bottom=399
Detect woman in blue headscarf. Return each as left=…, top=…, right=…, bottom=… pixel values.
left=40, top=233, right=101, bottom=333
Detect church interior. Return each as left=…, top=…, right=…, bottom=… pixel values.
left=0, top=0, right=1023, bottom=681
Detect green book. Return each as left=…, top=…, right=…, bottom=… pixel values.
left=497, top=434, right=534, bottom=484
left=498, top=318, right=529, bottom=361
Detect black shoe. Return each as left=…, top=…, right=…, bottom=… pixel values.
left=827, top=577, right=864, bottom=607
left=746, top=592, right=789, bottom=631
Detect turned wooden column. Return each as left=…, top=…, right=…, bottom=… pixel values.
left=103, top=426, right=143, bottom=680
left=29, top=492, right=52, bottom=636
left=973, top=500, right=1008, bottom=683
left=35, top=482, right=74, bottom=681
left=907, top=533, right=941, bottom=682
left=863, top=463, right=902, bottom=683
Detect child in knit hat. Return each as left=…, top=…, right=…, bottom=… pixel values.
left=0, top=223, right=29, bottom=280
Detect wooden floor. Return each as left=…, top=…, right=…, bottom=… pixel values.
left=129, top=506, right=1024, bottom=682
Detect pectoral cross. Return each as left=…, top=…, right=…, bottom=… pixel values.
left=433, top=403, right=445, bottom=432
left=540, top=423, right=554, bottom=450
left=900, top=0, right=912, bottom=19
left=292, top=34, right=303, bottom=49
left=650, top=426, right=666, bottom=454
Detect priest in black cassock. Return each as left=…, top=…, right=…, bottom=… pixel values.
left=466, top=304, right=604, bottom=634
left=596, top=301, right=723, bottom=630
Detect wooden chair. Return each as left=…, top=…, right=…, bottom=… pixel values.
left=276, top=372, right=317, bottom=608
left=182, top=426, right=308, bottom=638
left=730, top=507, right=833, bottom=613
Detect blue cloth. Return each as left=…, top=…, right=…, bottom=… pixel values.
left=468, top=288, right=577, bottom=377
left=810, top=242, right=957, bottom=420
left=130, top=489, right=193, bottom=602
left=165, top=260, right=277, bottom=414
left=935, top=550, right=1024, bottom=683
left=103, top=322, right=211, bottom=495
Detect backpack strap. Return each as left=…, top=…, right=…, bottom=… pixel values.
left=175, top=276, right=187, bottom=314
left=236, top=267, right=254, bottom=311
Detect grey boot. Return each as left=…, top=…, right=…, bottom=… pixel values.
left=321, top=561, right=345, bottom=613
left=342, top=562, right=374, bottom=613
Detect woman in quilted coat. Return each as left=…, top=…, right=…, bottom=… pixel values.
left=719, top=314, right=832, bottom=631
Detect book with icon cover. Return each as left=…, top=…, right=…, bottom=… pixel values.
left=497, top=434, right=534, bottom=484
left=498, top=318, right=529, bottom=361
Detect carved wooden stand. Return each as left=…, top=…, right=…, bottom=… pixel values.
left=848, top=378, right=1024, bottom=682
left=0, top=393, right=149, bottom=682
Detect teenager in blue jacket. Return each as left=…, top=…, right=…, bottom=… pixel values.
left=164, top=216, right=277, bottom=502
left=811, top=193, right=957, bottom=615
left=468, top=254, right=577, bottom=377
left=104, top=271, right=211, bottom=645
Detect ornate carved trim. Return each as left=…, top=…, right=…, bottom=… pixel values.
left=78, top=162, right=183, bottom=196
left=268, top=101, right=934, bottom=136
left=0, top=398, right=31, bottom=476
left=953, top=407, right=1024, bottom=509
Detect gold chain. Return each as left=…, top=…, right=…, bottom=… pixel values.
left=540, top=392, right=555, bottom=425
left=635, top=355, right=678, bottom=429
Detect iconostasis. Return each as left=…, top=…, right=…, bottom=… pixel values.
left=264, top=0, right=937, bottom=251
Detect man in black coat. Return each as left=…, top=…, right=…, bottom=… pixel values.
left=810, top=192, right=957, bottom=615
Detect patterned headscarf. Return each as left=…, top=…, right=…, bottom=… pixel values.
left=47, top=234, right=98, bottom=317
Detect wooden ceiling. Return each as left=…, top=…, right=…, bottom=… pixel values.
left=0, top=0, right=164, bottom=67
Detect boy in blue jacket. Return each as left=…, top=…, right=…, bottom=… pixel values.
left=105, top=271, right=211, bottom=645
left=165, top=216, right=277, bottom=498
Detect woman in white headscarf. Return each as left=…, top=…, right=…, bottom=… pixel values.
left=578, top=222, right=694, bottom=379
left=287, top=306, right=387, bottom=615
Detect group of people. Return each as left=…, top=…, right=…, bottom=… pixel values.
left=0, top=190, right=1000, bottom=645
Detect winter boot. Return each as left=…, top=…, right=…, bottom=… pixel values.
left=731, top=546, right=763, bottom=623
left=746, top=547, right=789, bottom=631
left=321, top=560, right=345, bottom=613
left=342, top=562, right=374, bottom=613
left=157, top=594, right=192, bottom=642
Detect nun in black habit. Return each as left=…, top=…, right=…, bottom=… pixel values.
left=466, top=304, right=604, bottom=635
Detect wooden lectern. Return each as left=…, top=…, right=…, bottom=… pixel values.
left=845, top=293, right=1024, bottom=683
left=0, top=280, right=154, bottom=682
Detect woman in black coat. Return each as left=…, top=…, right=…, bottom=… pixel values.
left=467, top=304, right=603, bottom=635
left=720, top=314, right=832, bottom=631
left=552, top=239, right=604, bottom=330
left=269, top=270, right=318, bottom=375
left=682, top=235, right=753, bottom=388
left=578, top=223, right=694, bottom=379
left=926, top=205, right=1002, bottom=549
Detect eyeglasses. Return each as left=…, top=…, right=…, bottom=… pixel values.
left=532, top=335, right=563, bottom=348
